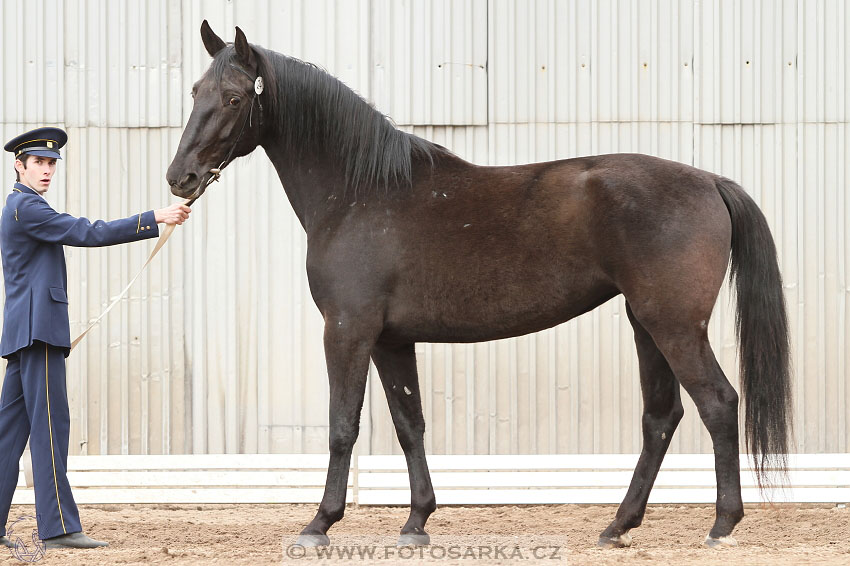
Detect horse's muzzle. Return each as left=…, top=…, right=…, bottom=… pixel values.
left=170, top=167, right=222, bottom=201
left=170, top=172, right=207, bottom=198
left=170, top=183, right=197, bottom=199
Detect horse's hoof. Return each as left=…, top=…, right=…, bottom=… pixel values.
left=397, top=533, right=430, bottom=547
left=295, top=533, right=330, bottom=547
left=704, top=535, right=737, bottom=548
left=597, top=533, right=632, bottom=549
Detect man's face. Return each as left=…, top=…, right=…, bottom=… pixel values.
left=15, top=155, right=57, bottom=194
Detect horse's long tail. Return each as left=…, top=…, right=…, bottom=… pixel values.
left=715, top=177, right=792, bottom=488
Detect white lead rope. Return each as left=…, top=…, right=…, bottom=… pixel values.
left=69, top=198, right=195, bottom=352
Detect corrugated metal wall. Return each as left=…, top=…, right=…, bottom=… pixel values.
left=0, top=0, right=847, bottom=458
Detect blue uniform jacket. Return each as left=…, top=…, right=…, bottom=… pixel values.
left=0, top=183, right=159, bottom=357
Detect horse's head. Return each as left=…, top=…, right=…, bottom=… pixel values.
left=167, top=21, right=266, bottom=199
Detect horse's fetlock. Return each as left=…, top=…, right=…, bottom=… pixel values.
left=320, top=505, right=345, bottom=525
left=618, top=511, right=644, bottom=531
left=420, top=495, right=437, bottom=515
left=724, top=505, right=744, bottom=524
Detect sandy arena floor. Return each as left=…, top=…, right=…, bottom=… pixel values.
left=2, top=503, right=848, bottom=565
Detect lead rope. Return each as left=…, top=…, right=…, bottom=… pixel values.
left=69, top=201, right=191, bottom=351
left=70, top=76, right=264, bottom=352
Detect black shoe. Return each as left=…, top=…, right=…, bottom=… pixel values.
left=0, top=536, right=13, bottom=548
left=42, top=532, right=108, bottom=549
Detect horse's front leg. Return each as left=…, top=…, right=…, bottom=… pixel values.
left=296, top=314, right=379, bottom=547
left=371, top=341, right=436, bottom=546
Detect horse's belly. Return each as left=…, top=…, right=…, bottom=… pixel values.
left=382, top=272, right=619, bottom=344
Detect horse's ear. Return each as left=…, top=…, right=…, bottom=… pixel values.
left=234, top=26, right=256, bottom=68
left=201, top=20, right=226, bottom=57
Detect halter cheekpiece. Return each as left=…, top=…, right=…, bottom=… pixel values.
left=213, top=66, right=264, bottom=173
left=192, top=65, right=265, bottom=204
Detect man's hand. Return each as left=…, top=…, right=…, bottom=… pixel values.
left=154, top=203, right=192, bottom=225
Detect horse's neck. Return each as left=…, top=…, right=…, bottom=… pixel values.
left=262, top=138, right=462, bottom=233
left=262, top=143, right=348, bottom=232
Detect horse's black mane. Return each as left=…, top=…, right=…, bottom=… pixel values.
left=212, top=45, right=446, bottom=195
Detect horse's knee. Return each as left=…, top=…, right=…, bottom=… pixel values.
left=717, top=383, right=739, bottom=409
left=395, top=415, right=425, bottom=452
left=643, top=401, right=684, bottom=426
left=398, top=432, right=423, bottom=453
left=329, top=428, right=359, bottom=455
left=670, top=402, right=685, bottom=426
left=697, top=383, right=739, bottom=435
left=642, top=400, right=684, bottom=442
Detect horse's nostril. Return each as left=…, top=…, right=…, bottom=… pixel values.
left=178, top=173, right=198, bottom=188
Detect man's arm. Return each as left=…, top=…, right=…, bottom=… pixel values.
left=16, top=196, right=190, bottom=247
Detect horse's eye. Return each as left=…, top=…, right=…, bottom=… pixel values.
left=229, top=97, right=240, bottom=106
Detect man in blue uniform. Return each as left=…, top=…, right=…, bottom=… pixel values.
left=0, top=127, right=191, bottom=549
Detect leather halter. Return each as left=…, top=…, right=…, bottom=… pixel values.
left=188, top=65, right=265, bottom=206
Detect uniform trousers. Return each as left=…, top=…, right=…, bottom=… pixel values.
left=0, top=341, right=80, bottom=539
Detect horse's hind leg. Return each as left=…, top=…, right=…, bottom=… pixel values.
left=598, top=302, right=684, bottom=548
left=630, top=306, right=744, bottom=547
left=371, top=341, right=437, bottom=546
left=296, top=316, right=378, bottom=547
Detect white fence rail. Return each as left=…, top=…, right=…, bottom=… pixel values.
left=12, top=454, right=850, bottom=506
left=360, top=454, right=850, bottom=505
left=14, top=454, right=349, bottom=505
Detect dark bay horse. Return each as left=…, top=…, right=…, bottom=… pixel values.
left=167, top=21, right=791, bottom=549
